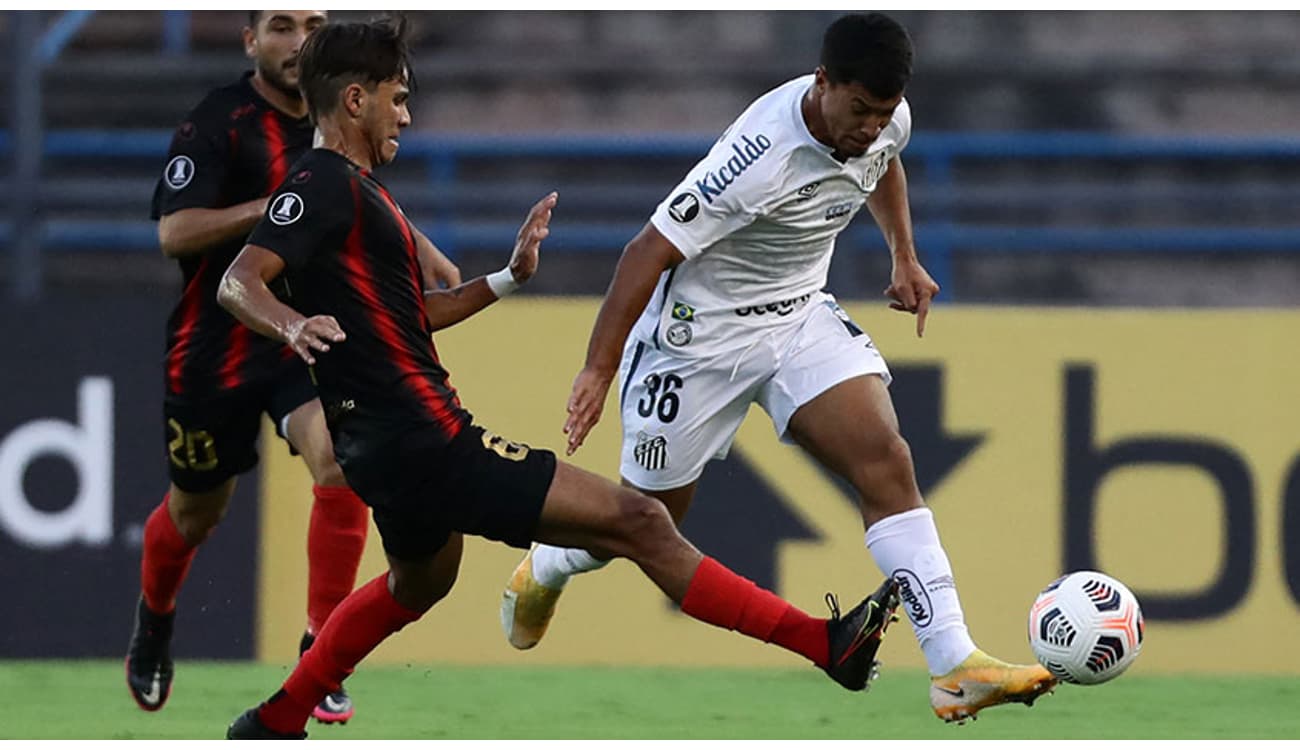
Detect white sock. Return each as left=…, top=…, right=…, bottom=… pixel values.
left=530, top=544, right=609, bottom=590
left=865, top=507, right=978, bottom=676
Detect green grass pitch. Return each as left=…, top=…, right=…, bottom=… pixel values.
left=2, top=661, right=1296, bottom=739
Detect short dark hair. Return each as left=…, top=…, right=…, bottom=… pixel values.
left=298, top=17, right=414, bottom=124
left=248, top=11, right=260, bottom=28
left=820, top=13, right=913, bottom=99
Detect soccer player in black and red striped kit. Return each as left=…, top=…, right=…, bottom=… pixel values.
left=216, top=18, right=901, bottom=739
left=127, top=10, right=459, bottom=725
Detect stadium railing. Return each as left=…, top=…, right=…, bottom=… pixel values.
left=2, top=130, right=1299, bottom=299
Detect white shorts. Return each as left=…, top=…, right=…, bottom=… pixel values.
left=618, top=292, right=891, bottom=491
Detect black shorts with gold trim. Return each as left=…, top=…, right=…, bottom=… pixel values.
left=337, top=421, right=555, bottom=561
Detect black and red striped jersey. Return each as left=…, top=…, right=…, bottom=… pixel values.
left=247, top=148, right=471, bottom=442
left=151, top=72, right=313, bottom=397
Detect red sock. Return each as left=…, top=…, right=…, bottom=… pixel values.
left=306, top=485, right=369, bottom=634
left=680, top=556, right=829, bottom=668
left=770, top=607, right=831, bottom=668
left=260, top=573, right=421, bottom=734
left=256, top=690, right=314, bottom=735
left=140, top=494, right=197, bottom=614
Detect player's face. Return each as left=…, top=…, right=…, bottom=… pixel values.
left=813, top=68, right=902, bottom=159
left=362, top=78, right=412, bottom=167
left=245, top=11, right=327, bottom=98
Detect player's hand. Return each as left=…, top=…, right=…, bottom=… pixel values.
left=884, top=257, right=939, bottom=338
left=564, top=364, right=614, bottom=456
left=285, top=315, right=345, bottom=365
left=509, top=192, right=558, bottom=285
left=423, top=248, right=461, bottom=290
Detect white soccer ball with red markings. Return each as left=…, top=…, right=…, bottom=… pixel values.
left=1027, top=571, right=1144, bottom=685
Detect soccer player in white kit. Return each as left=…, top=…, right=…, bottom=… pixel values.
left=502, top=13, right=1055, bottom=723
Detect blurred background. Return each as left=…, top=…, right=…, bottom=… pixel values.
left=2, top=9, right=1299, bottom=303
left=1, top=8, right=1299, bottom=702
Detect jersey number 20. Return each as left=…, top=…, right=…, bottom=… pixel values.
left=167, top=418, right=218, bottom=472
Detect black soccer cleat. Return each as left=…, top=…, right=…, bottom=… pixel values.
left=226, top=707, right=307, bottom=740
left=299, top=632, right=355, bottom=724
left=125, top=596, right=176, bottom=711
left=823, top=577, right=902, bottom=691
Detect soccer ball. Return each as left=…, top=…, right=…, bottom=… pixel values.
left=1027, top=571, right=1144, bottom=685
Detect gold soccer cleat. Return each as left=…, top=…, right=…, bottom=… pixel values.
left=500, top=546, right=564, bottom=650
left=930, top=649, right=1057, bottom=724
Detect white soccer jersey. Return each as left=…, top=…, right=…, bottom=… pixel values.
left=634, top=74, right=911, bottom=357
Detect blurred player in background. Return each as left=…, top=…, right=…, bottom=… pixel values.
left=504, top=12, right=1056, bottom=724
left=216, top=17, right=899, bottom=739
left=126, top=9, right=459, bottom=725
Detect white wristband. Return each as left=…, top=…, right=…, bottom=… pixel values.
left=485, top=267, right=520, bottom=299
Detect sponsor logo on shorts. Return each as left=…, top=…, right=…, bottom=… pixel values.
left=894, top=568, right=933, bottom=628
left=269, top=192, right=305, bottom=226
left=734, top=293, right=812, bottom=318
left=670, top=302, right=695, bottom=321
left=633, top=431, right=669, bottom=471
left=665, top=322, right=693, bottom=347
left=164, top=155, right=195, bottom=190
left=668, top=192, right=700, bottom=223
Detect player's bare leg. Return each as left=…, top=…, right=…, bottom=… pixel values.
left=525, top=461, right=899, bottom=691
left=506, top=480, right=698, bottom=649
left=166, top=480, right=237, bottom=545
left=127, top=478, right=235, bottom=711
left=285, top=399, right=369, bottom=724
left=787, top=374, right=1054, bottom=722
left=231, top=535, right=464, bottom=739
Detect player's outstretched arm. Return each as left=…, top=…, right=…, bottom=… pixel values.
left=564, top=223, right=686, bottom=456
left=868, top=156, right=938, bottom=338
left=158, top=199, right=270, bottom=258
left=217, top=244, right=345, bottom=365
left=423, top=192, right=557, bottom=331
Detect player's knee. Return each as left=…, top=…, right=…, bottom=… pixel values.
left=608, top=489, right=676, bottom=557
left=863, top=432, right=915, bottom=476
left=312, top=458, right=347, bottom=488
left=407, top=576, right=456, bottom=613
left=297, top=436, right=346, bottom=486
left=852, top=433, right=924, bottom=516
left=390, top=568, right=451, bottom=614
left=172, top=505, right=223, bottom=546
left=388, top=550, right=461, bottom=613
left=167, top=491, right=229, bottom=545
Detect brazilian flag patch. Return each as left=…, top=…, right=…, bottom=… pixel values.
left=671, top=302, right=696, bottom=321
